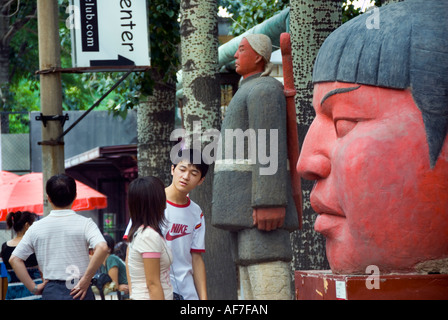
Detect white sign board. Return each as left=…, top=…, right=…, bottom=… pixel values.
left=69, top=0, right=150, bottom=69
left=335, top=280, right=347, bottom=300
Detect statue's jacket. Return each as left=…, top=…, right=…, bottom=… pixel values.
left=211, top=73, right=299, bottom=239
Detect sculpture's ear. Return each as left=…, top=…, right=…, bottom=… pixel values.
left=254, top=54, right=263, bottom=65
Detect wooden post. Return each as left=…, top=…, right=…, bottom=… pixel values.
left=37, top=0, right=64, bottom=216
left=280, top=32, right=302, bottom=229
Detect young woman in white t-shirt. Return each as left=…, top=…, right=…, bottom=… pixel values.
left=126, top=176, right=173, bottom=300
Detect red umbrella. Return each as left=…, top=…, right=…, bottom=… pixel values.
left=0, top=171, right=20, bottom=221
left=0, top=172, right=107, bottom=221
left=0, top=171, right=19, bottom=183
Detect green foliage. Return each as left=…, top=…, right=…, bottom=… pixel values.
left=9, top=78, right=40, bottom=111
left=6, top=78, right=40, bottom=133
left=342, top=1, right=362, bottom=23
left=219, top=1, right=383, bottom=35
left=100, top=72, right=143, bottom=118
left=142, top=0, right=181, bottom=94
left=219, top=0, right=289, bottom=35
left=8, top=18, right=39, bottom=82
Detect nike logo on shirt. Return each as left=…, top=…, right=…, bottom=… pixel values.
left=166, top=223, right=190, bottom=241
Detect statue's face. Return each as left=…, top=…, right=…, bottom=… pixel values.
left=297, top=81, right=448, bottom=274
left=234, top=38, right=260, bottom=79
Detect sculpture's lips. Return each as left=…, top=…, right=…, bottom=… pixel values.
left=310, top=193, right=345, bottom=238
left=314, top=212, right=346, bottom=238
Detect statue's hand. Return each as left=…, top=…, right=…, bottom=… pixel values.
left=252, top=207, right=285, bottom=231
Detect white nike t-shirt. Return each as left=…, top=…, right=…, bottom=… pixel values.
left=124, top=198, right=205, bottom=300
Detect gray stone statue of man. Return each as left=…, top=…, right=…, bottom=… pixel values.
left=212, top=34, right=299, bottom=299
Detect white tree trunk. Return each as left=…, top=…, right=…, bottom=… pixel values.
left=180, top=0, right=221, bottom=141
left=180, top=0, right=237, bottom=300
left=137, top=70, right=175, bottom=186
left=289, top=0, right=341, bottom=271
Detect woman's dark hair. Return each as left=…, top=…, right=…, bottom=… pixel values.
left=114, top=241, right=128, bottom=261
left=45, top=174, right=77, bottom=208
left=127, top=176, right=166, bottom=243
left=6, top=211, right=37, bottom=233
left=103, top=233, right=115, bottom=254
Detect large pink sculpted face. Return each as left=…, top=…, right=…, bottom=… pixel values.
left=297, top=82, right=448, bottom=274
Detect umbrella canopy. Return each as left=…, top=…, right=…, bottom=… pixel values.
left=0, top=171, right=19, bottom=183
left=0, top=172, right=107, bottom=221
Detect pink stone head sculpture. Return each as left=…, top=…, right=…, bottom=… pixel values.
left=297, top=0, right=448, bottom=274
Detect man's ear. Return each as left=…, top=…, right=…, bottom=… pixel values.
left=197, top=176, right=206, bottom=187
left=171, top=165, right=175, bottom=175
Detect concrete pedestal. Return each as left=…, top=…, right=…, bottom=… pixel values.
left=295, top=270, right=448, bottom=300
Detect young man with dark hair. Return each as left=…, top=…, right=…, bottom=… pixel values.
left=125, top=149, right=209, bottom=300
left=171, top=148, right=209, bottom=179
left=10, top=174, right=108, bottom=300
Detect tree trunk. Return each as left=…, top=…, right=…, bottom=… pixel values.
left=289, top=0, right=341, bottom=271
left=137, top=69, right=175, bottom=187
left=180, top=0, right=221, bottom=136
left=180, top=0, right=237, bottom=300
left=0, top=1, right=10, bottom=133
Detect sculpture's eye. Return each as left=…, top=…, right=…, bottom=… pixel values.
left=334, top=119, right=358, bottom=138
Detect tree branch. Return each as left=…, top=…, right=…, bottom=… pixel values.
left=1, top=6, right=36, bottom=45
left=0, top=0, right=16, bottom=15
left=8, top=39, right=27, bottom=81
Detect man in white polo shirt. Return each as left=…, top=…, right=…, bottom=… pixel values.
left=9, top=174, right=108, bottom=300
